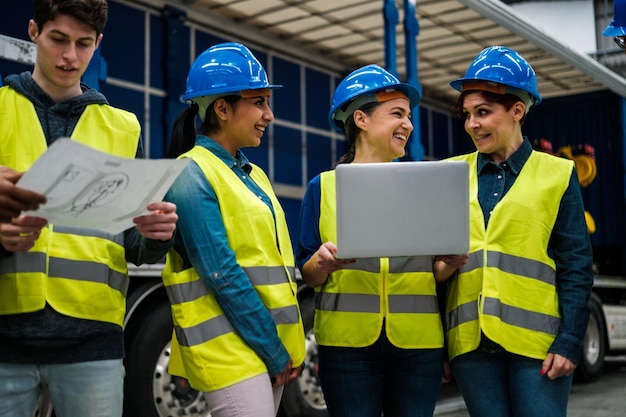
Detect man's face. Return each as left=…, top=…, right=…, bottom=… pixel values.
left=28, top=14, right=102, bottom=101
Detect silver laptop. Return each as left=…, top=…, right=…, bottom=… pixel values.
left=334, top=160, right=469, bottom=259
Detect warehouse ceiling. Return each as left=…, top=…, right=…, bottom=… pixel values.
left=171, top=0, right=626, bottom=109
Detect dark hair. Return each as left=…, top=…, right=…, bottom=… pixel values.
left=335, top=101, right=379, bottom=166
left=452, top=90, right=527, bottom=125
left=167, top=95, right=241, bottom=158
left=34, top=0, right=108, bottom=35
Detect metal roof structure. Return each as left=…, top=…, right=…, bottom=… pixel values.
left=165, top=0, right=626, bottom=109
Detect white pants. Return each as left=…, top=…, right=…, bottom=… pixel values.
left=203, top=373, right=284, bottom=417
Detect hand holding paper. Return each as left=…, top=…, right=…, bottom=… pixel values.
left=16, top=139, right=189, bottom=234
left=133, top=201, right=178, bottom=241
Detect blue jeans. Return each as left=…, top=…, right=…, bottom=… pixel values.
left=0, top=359, right=125, bottom=417
left=318, top=329, right=443, bottom=417
left=451, top=349, right=573, bottom=417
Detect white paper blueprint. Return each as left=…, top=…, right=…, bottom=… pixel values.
left=17, top=138, right=189, bottom=234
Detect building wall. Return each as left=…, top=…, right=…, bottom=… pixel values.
left=3, top=1, right=623, bottom=271
left=0, top=0, right=461, bottom=245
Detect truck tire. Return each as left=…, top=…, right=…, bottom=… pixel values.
left=280, top=292, right=328, bottom=417
left=124, top=301, right=211, bottom=417
left=576, top=293, right=605, bottom=382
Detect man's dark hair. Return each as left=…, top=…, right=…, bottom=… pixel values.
left=34, top=0, right=108, bottom=35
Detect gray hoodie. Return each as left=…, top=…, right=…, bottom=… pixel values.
left=0, top=72, right=170, bottom=364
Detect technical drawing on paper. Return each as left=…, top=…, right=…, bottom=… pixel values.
left=43, top=164, right=129, bottom=217
left=17, top=139, right=190, bottom=234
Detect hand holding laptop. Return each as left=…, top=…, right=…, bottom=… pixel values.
left=434, top=254, right=469, bottom=283
left=302, top=241, right=355, bottom=288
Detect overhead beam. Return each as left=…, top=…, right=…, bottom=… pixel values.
left=133, top=0, right=346, bottom=73
left=459, top=0, right=626, bottom=98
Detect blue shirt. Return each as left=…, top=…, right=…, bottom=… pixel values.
left=477, top=138, right=593, bottom=363
left=165, top=135, right=290, bottom=375
left=295, top=173, right=324, bottom=271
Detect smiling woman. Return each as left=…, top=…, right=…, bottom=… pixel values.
left=438, top=46, right=594, bottom=417
left=161, top=42, right=305, bottom=417
left=294, top=64, right=453, bottom=417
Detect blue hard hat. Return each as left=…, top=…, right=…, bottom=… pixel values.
left=603, top=0, right=626, bottom=36
left=182, top=42, right=281, bottom=101
left=328, top=64, right=422, bottom=133
left=450, top=46, right=542, bottom=108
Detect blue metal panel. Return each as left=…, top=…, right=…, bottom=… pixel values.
left=305, top=68, right=332, bottom=130
left=429, top=110, right=453, bottom=159
left=103, top=2, right=145, bottom=84
left=162, top=6, right=189, bottom=157
left=195, top=31, right=226, bottom=57
left=2, top=2, right=29, bottom=38
left=306, top=132, right=335, bottom=180
left=273, top=125, right=303, bottom=186
left=0, top=61, right=31, bottom=81
left=149, top=94, right=167, bottom=158
left=150, top=13, right=168, bottom=91
left=277, top=197, right=303, bottom=250
left=272, top=57, right=302, bottom=124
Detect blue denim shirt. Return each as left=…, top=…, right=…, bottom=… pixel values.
left=295, top=173, right=323, bottom=271
left=165, top=135, right=291, bottom=375
left=477, top=138, right=593, bottom=364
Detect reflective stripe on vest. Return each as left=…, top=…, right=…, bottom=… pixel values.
left=165, top=266, right=301, bottom=343
left=444, top=152, right=572, bottom=360
left=0, top=87, right=138, bottom=325
left=163, top=146, right=305, bottom=392
left=315, top=169, right=443, bottom=349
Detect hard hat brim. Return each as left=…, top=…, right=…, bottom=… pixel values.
left=182, top=84, right=282, bottom=101
left=603, top=23, right=626, bottom=37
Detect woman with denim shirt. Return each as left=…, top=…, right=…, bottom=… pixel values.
left=435, top=46, right=594, bottom=417
left=162, top=42, right=305, bottom=417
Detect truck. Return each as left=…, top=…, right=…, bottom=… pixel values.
left=2, top=1, right=626, bottom=416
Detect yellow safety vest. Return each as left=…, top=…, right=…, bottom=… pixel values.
left=0, top=86, right=140, bottom=326
left=444, top=151, right=573, bottom=360
left=315, top=169, right=443, bottom=349
left=163, top=145, right=305, bottom=392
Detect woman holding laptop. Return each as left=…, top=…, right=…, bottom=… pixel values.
left=295, top=64, right=446, bottom=417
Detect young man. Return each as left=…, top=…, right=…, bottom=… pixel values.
left=0, top=1, right=178, bottom=416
